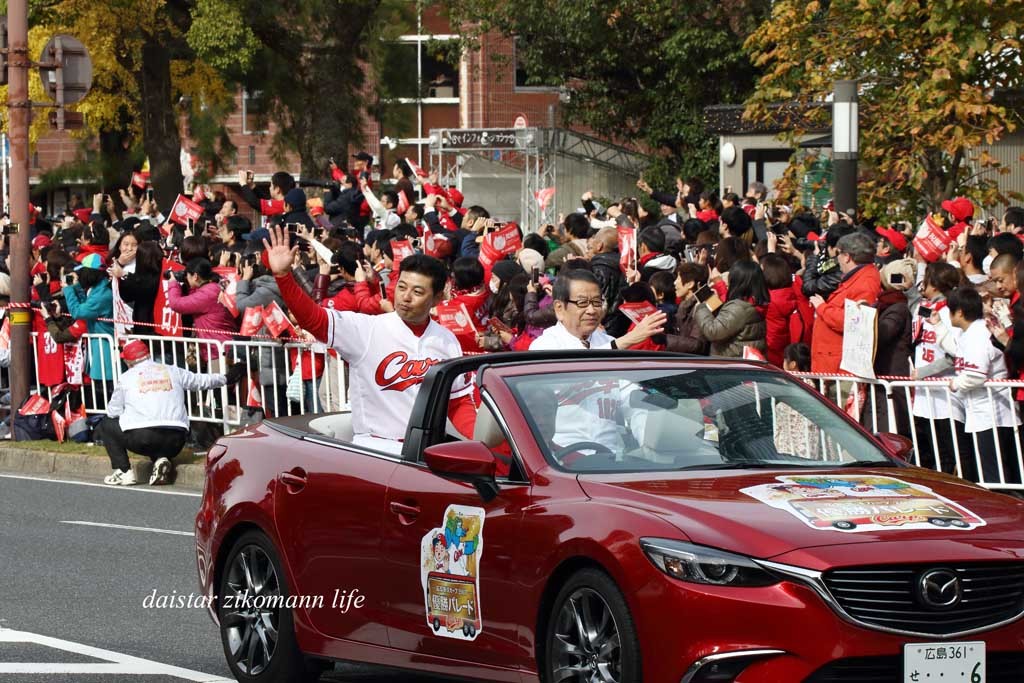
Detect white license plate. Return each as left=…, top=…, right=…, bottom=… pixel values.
left=904, top=641, right=985, bottom=682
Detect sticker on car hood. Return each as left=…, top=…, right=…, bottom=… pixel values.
left=421, top=504, right=485, bottom=640
left=740, top=475, right=986, bottom=533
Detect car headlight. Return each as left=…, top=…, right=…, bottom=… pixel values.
left=640, top=538, right=780, bottom=587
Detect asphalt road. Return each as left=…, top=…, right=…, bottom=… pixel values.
left=0, top=472, right=476, bottom=683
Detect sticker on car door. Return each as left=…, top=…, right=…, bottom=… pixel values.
left=740, top=475, right=986, bottom=533
left=420, top=504, right=485, bottom=640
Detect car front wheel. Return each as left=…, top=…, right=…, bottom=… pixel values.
left=544, top=568, right=640, bottom=683
left=218, top=530, right=326, bottom=683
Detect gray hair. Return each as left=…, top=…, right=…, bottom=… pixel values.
left=836, top=232, right=876, bottom=264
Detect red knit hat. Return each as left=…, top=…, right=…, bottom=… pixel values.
left=120, top=340, right=150, bottom=363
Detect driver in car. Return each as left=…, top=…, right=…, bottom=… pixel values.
left=264, top=226, right=476, bottom=454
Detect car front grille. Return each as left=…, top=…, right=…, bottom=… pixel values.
left=821, top=562, right=1024, bottom=636
left=805, top=652, right=1024, bottom=682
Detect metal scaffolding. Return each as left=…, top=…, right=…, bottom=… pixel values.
left=429, top=127, right=647, bottom=232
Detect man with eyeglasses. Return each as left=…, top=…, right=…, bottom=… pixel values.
left=531, top=270, right=666, bottom=350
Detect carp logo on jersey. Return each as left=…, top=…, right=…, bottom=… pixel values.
left=375, top=351, right=443, bottom=392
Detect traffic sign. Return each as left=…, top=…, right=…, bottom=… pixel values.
left=38, top=35, right=92, bottom=105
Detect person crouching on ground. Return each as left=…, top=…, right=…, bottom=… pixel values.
left=97, top=340, right=245, bottom=486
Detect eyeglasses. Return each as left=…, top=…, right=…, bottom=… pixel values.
left=565, top=298, right=605, bottom=310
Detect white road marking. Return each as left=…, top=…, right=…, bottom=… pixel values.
left=0, top=473, right=201, bottom=497
left=0, top=627, right=232, bottom=681
left=61, top=520, right=195, bottom=537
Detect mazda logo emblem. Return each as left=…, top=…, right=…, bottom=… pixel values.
left=918, top=569, right=962, bottom=609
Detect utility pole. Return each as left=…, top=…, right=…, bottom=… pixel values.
left=6, top=0, right=30, bottom=426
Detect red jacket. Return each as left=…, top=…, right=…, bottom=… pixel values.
left=811, top=265, right=881, bottom=373
left=765, top=287, right=798, bottom=367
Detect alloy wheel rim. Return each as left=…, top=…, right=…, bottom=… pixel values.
left=551, top=587, right=621, bottom=683
left=222, top=545, right=281, bottom=676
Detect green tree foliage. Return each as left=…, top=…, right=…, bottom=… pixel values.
left=442, top=0, right=769, bottom=188
left=745, top=0, right=1024, bottom=216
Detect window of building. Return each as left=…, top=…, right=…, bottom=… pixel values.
left=248, top=145, right=256, bottom=166
left=242, top=89, right=268, bottom=135
left=742, top=149, right=792, bottom=197
left=514, top=37, right=560, bottom=91
left=383, top=36, right=460, bottom=103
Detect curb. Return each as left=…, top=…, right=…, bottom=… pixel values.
left=0, top=445, right=205, bottom=489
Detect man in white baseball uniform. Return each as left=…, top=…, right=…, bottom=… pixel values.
left=265, top=226, right=475, bottom=454
left=98, top=340, right=246, bottom=486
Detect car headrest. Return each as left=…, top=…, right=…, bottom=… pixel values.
left=472, top=407, right=506, bottom=448
left=641, top=400, right=705, bottom=454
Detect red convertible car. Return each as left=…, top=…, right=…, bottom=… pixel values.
left=195, top=352, right=1024, bottom=682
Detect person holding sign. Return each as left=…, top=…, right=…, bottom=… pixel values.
left=807, top=233, right=881, bottom=373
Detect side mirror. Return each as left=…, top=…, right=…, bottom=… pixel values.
left=423, top=441, right=499, bottom=502
left=875, top=432, right=914, bottom=462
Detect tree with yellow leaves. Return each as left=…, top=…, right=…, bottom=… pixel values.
left=744, top=0, right=1024, bottom=217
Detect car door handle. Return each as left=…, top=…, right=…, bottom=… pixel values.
left=278, top=469, right=307, bottom=494
left=389, top=501, right=420, bottom=523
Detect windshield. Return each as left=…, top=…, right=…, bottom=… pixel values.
left=505, top=369, right=892, bottom=473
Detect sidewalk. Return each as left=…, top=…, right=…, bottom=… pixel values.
left=0, top=443, right=206, bottom=489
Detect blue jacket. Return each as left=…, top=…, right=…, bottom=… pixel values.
left=63, top=280, right=116, bottom=381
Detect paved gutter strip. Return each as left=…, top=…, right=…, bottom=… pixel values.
left=0, top=446, right=205, bottom=489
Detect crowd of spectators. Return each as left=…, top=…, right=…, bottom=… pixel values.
left=9, top=159, right=1024, bottom=482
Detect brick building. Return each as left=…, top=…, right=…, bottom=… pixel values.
left=29, top=5, right=646, bottom=227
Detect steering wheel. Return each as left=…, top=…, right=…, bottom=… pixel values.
left=551, top=441, right=615, bottom=465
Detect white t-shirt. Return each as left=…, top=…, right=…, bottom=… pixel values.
left=530, top=322, right=614, bottom=350
left=953, top=319, right=1020, bottom=433
left=912, top=300, right=961, bottom=420
left=108, top=359, right=225, bottom=431
left=324, top=310, right=471, bottom=443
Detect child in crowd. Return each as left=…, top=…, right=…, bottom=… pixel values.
left=932, top=287, right=1021, bottom=484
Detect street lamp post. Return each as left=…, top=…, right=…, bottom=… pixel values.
left=832, top=80, right=858, bottom=217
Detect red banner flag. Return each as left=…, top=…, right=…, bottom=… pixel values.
left=169, top=194, right=204, bottom=227
left=397, top=190, right=410, bottom=216
left=72, top=208, right=92, bottom=224
left=215, top=268, right=240, bottom=318
left=130, top=171, right=149, bottom=190
left=260, top=199, right=286, bottom=216
left=435, top=302, right=477, bottom=335
left=391, top=239, right=415, bottom=271
left=617, top=226, right=637, bottom=274
left=618, top=301, right=658, bottom=325
left=154, top=260, right=185, bottom=337
left=478, top=223, right=523, bottom=269
left=406, top=157, right=428, bottom=178
left=534, top=187, right=556, bottom=211
left=239, top=306, right=265, bottom=337
left=263, top=301, right=295, bottom=338
left=246, top=373, right=263, bottom=408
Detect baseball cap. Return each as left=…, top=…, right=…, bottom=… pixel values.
left=75, top=253, right=105, bottom=271
left=352, top=151, right=374, bottom=163
left=120, top=340, right=151, bottom=363
left=446, top=188, right=464, bottom=208
left=31, top=234, right=51, bottom=250
left=875, top=226, right=908, bottom=252
left=283, top=188, right=307, bottom=211
left=242, top=227, right=271, bottom=242
left=941, top=197, right=974, bottom=222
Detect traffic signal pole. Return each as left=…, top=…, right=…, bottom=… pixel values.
left=7, top=0, right=32, bottom=429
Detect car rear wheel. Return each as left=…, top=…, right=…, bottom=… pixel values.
left=218, top=530, right=326, bottom=683
left=544, top=568, right=640, bottom=683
